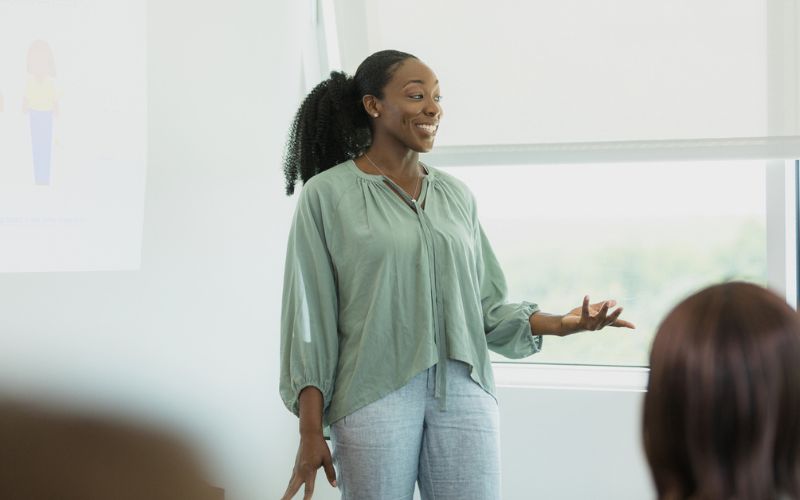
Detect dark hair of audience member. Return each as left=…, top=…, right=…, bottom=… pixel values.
left=643, top=282, right=800, bottom=500
left=0, top=401, right=223, bottom=500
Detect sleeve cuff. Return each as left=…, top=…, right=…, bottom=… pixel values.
left=523, top=301, right=544, bottom=355
left=485, top=301, right=543, bottom=359
left=282, top=379, right=334, bottom=419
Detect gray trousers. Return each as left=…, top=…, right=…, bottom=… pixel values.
left=330, top=359, right=501, bottom=500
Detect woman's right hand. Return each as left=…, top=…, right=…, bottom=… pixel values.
left=280, top=430, right=337, bottom=500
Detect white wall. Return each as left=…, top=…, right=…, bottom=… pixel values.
left=498, top=387, right=652, bottom=499
left=0, top=2, right=653, bottom=499
left=0, top=1, right=307, bottom=499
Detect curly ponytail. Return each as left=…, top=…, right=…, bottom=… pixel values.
left=282, top=50, right=418, bottom=195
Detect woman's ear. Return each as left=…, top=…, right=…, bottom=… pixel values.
left=362, top=95, right=380, bottom=118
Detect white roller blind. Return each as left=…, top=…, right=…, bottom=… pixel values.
left=332, top=0, right=800, bottom=156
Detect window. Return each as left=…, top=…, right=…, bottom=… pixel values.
left=314, top=0, right=800, bottom=377
left=443, top=160, right=770, bottom=367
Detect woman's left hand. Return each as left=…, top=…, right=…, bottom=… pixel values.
left=559, top=295, right=635, bottom=336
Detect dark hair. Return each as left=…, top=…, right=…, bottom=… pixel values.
left=282, top=49, right=418, bottom=195
left=643, top=282, right=800, bottom=500
left=0, top=400, right=222, bottom=500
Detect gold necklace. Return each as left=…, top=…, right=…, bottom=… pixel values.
left=363, top=153, right=422, bottom=202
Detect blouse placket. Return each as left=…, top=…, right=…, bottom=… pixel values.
left=378, top=172, right=450, bottom=410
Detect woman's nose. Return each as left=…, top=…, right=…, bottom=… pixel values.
left=424, top=99, right=441, bottom=117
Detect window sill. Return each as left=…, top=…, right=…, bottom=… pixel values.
left=492, top=362, right=649, bottom=392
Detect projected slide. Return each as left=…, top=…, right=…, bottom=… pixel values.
left=0, top=0, right=146, bottom=272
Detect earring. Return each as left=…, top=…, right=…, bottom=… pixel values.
left=373, top=113, right=379, bottom=118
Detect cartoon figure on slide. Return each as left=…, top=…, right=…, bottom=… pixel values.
left=23, top=40, right=59, bottom=186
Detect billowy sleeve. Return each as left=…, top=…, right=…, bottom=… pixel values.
left=279, top=184, right=339, bottom=417
left=473, top=208, right=543, bottom=359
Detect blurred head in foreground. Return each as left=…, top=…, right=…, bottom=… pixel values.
left=0, top=401, right=222, bottom=500
left=643, top=282, right=800, bottom=500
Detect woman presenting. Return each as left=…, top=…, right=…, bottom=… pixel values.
left=279, top=50, right=634, bottom=500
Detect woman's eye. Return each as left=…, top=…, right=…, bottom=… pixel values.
left=409, top=95, right=443, bottom=102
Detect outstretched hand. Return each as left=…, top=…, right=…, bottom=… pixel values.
left=560, top=296, right=635, bottom=336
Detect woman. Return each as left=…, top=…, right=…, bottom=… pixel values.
left=279, top=50, right=634, bottom=500
left=643, top=282, right=800, bottom=500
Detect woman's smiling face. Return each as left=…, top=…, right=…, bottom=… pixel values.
left=367, top=58, right=443, bottom=153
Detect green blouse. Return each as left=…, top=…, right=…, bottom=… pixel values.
left=279, top=159, right=542, bottom=426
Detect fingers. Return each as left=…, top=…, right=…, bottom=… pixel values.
left=281, top=474, right=302, bottom=500
left=589, top=300, right=615, bottom=310
left=581, top=295, right=590, bottom=320
left=602, top=307, right=636, bottom=330
left=612, top=318, right=636, bottom=329
left=284, top=461, right=331, bottom=500
left=323, top=453, right=337, bottom=487
left=591, top=301, right=610, bottom=330
left=604, top=306, right=623, bottom=326
left=303, top=473, right=316, bottom=500
left=576, top=296, right=635, bottom=333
